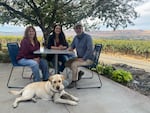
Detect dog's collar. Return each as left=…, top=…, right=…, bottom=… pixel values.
left=47, top=80, right=63, bottom=93
left=50, top=88, right=63, bottom=93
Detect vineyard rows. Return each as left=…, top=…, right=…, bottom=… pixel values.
left=0, top=36, right=150, bottom=59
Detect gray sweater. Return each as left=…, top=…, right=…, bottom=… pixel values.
left=71, top=32, right=94, bottom=60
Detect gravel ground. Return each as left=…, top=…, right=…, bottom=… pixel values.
left=112, top=63, right=150, bottom=98
left=100, top=53, right=150, bottom=72
left=100, top=53, right=150, bottom=98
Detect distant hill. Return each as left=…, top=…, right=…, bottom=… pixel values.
left=65, top=30, right=150, bottom=40
left=0, top=28, right=150, bottom=40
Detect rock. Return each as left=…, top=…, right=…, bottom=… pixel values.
left=112, top=63, right=150, bottom=98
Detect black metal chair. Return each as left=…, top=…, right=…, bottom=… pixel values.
left=76, top=44, right=103, bottom=89
left=7, top=42, right=32, bottom=88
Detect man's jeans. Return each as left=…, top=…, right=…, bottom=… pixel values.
left=18, top=58, right=50, bottom=82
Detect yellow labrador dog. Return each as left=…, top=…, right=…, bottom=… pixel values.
left=9, top=74, right=79, bottom=108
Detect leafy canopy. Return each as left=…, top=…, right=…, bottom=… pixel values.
left=0, top=0, right=142, bottom=40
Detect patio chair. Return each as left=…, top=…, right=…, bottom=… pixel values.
left=7, top=42, right=32, bottom=88
left=76, top=44, right=103, bottom=89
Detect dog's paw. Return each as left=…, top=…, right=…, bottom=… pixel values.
left=32, top=98, right=37, bottom=103
left=12, top=103, right=18, bottom=108
left=73, top=97, right=79, bottom=102
left=69, top=101, right=78, bottom=106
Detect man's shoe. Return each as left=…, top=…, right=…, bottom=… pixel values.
left=78, top=71, right=84, bottom=81
left=43, top=78, right=49, bottom=81
left=67, top=81, right=76, bottom=89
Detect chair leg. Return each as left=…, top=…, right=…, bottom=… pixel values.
left=22, top=67, right=32, bottom=79
left=7, top=66, right=24, bottom=88
left=76, top=71, right=102, bottom=89
left=7, top=66, right=13, bottom=88
left=7, top=66, right=32, bottom=88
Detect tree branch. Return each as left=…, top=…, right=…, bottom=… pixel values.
left=47, top=0, right=59, bottom=29
left=0, top=2, right=38, bottom=25
left=25, top=0, right=44, bottom=29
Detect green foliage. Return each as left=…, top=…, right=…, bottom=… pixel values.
left=66, top=37, right=73, bottom=45
left=95, top=64, right=103, bottom=74
left=93, top=39, right=150, bottom=59
left=0, top=0, right=141, bottom=40
left=92, top=63, right=133, bottom=84
left=102, top=65, right=114, bottom=76
left=0, top=43, right=1, bottom=50
left=95, top=64, right=114, bottom=77
left=0, top=36, right=42, bottom=49
left=0, top=50, right=10, bottom=63
left=0, top=36, right=150, bottom=59
left=112, top=69, right=133, bottom=83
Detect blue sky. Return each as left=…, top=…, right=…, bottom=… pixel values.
left=0, top=0, right=150, bottom=34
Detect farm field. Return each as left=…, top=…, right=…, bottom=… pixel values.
left=0, top=35, right=150, bottom=61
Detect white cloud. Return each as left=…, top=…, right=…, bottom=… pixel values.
left=135, top=0, right=150, bottom=16
left=87, top=1, right=150, bottom=30
left=127, top=0, right=150, bottom=30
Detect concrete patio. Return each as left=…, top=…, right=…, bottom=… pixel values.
left=0, top=63, right=150, bottom=113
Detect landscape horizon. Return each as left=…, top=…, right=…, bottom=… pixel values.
left=0, top=28, right=150, bottom=40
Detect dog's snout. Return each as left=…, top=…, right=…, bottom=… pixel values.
left=56, top=86, right=60, bottom=90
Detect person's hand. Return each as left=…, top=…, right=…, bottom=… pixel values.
left=67, top=47, right=73, bottom=51
left=77, top=58, right=84, bottom=62
left=33, top=57, right=40, bottom=63
left=59, top=45, right=67, bottom=50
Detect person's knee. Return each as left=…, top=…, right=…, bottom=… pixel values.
left=71, top=61, right=78, bottom=69
left=30, top=60, right=39, bottom=68
left=40, top=59, right=48, bottom=66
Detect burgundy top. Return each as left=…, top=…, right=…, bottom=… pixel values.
left=17, top=38, right=40, bottom=60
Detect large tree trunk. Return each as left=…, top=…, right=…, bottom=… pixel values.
left=41, top=28, right=51, bottom=47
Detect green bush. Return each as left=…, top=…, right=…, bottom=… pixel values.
left=0, top=43, right=2, bottom=50
left=95, top=64, right=114, bottom=77
left=102, top=65, right=114, bottom=76
left=95, top=64, right=103, bottom=74
left=0, top=50, right=10, bottom=63
left=91, top=63, right=133, bottom=84
left=111, top=69, right=133, bottom=83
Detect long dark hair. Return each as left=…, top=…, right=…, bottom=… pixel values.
left=23, top=26, right=38, bottom=42
left=52, top=23, right=67, bottom=43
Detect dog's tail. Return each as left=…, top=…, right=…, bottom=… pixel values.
left=9, top=89, right=24, bottom=95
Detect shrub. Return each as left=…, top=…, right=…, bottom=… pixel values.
left=95, top=64, right=103, bottom=74
left=102, top=65, right=114, bottom=77
left=91, top=63, right=133, bottom=84
left=111, top=69, right=133, bottom=83
left=0, top=43, right=2, bottom=50
left=0, top=50, right=10, bottom=63
left=95, top=64, right=114, bottom=77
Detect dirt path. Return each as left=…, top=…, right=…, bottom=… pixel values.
left=100, top=53, right=150, bottom=72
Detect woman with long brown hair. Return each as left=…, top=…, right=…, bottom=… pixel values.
left=17, top=26, right=50, bottom=82
left=46, top=23, right=75, bottom=72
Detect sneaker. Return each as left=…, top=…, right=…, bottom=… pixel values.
left=78, top=71, right=84, bottom=81
left=67, top=81, right=76, bottom=89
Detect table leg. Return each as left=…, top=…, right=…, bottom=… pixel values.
left=54, top=54, right=58, bottom=74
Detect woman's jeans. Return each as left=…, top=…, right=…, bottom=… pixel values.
left=55, top=54, right=76, bottom=72
left=18, top=58, right=50, bottom=82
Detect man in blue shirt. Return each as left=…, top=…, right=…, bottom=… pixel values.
left=66, top=23, right=94, bottom=88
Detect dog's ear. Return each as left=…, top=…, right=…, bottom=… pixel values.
left=49, top=76, right=53, bottom=82
left=60, top=75, right=65, bottom=81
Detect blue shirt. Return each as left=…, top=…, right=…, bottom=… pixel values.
left=71, top=32, right=94, bottom=60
